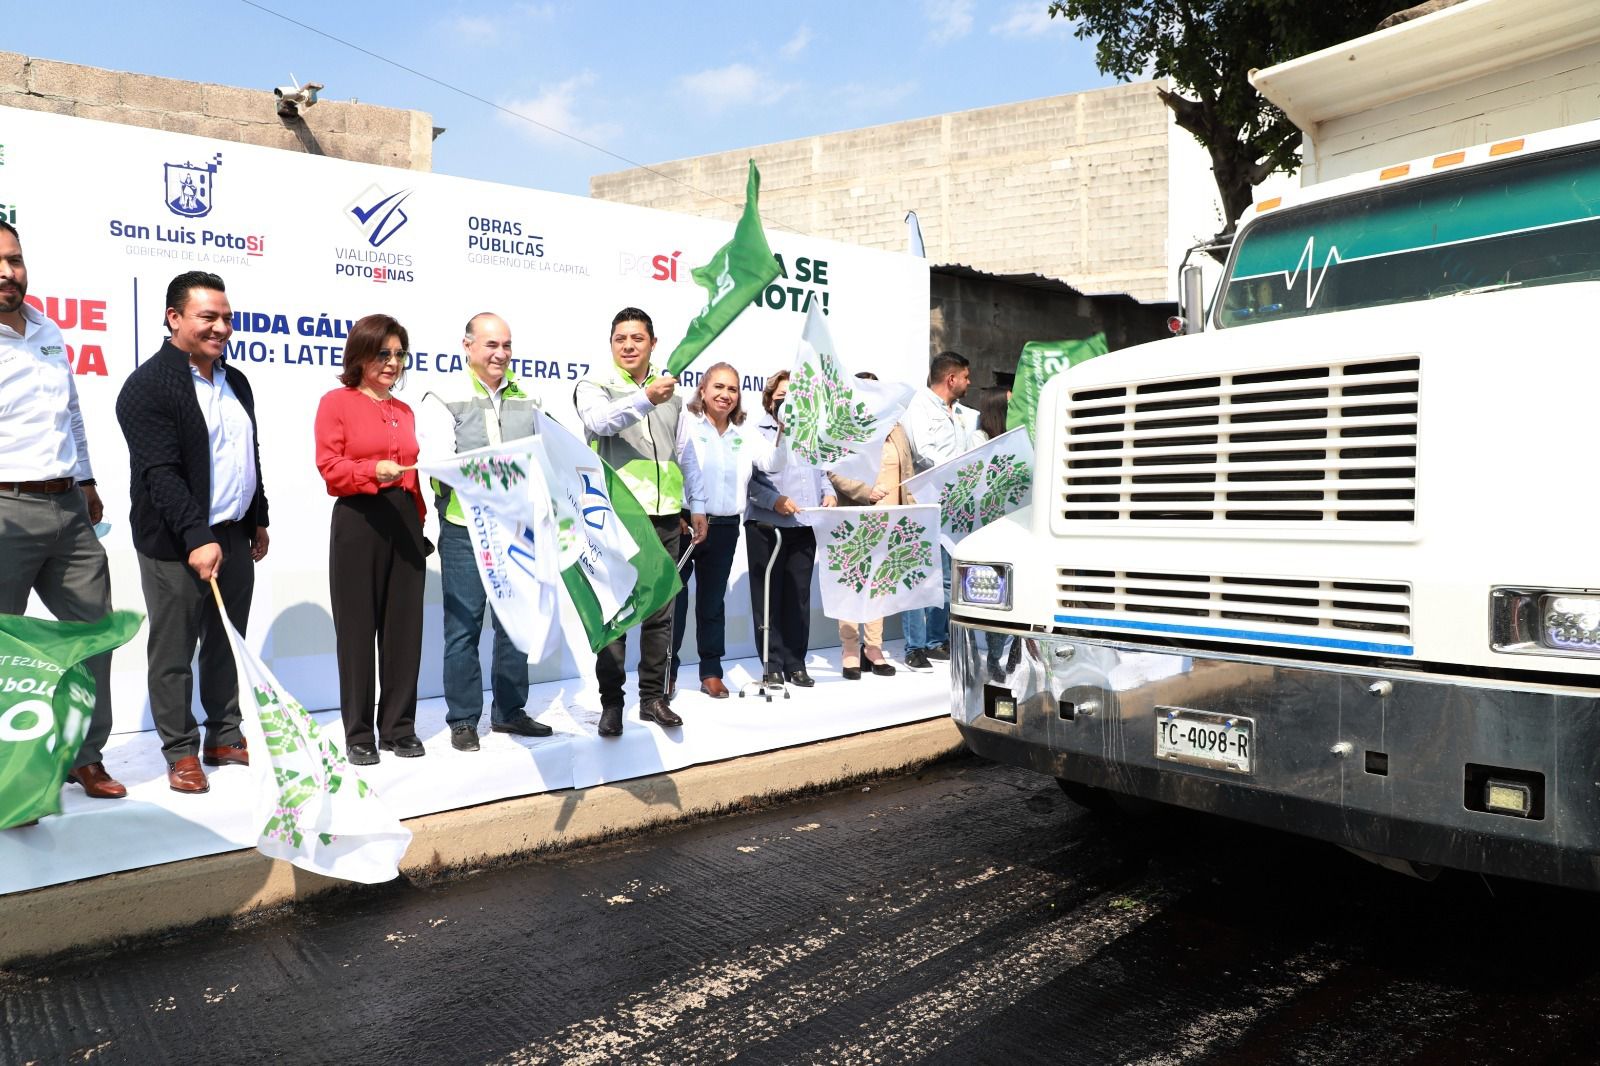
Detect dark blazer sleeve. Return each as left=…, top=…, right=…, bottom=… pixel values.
left=116, top=364, right=215, bottom=554
left=229, top=366, right=269, bottom=530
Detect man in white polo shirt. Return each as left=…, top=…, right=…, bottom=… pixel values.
left=0, top=220, right=126, bottom=802
left=899, top=350, right=977, bottom=671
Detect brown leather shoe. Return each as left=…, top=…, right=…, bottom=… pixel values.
left=699, top=677, right=729, bottom=699
left=639, top=697, right=683, bottom=727
left=68, top=762, right=127, bottom=799
left=202, top=741, right=249, bottom=767
left=168, top=756, right=210, bottom=794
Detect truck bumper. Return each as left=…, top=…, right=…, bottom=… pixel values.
left=951, top=621, right=1600, bottom=890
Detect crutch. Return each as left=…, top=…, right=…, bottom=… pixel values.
left=663, top=536, right=697, bottom=703
left=739, top=525, right=790, bottom=702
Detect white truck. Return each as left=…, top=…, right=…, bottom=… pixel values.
left=948, top=0, right=1600, bottom=887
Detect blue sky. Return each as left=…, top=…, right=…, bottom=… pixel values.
left=7, top=1, right=1115, bottom=196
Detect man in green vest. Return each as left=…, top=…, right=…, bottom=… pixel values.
left=417, top=312, right=552, bottom=752
left=574, top=307, right=705, bottom=737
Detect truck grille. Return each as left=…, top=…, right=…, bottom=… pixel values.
left=1061, top=357, right=1419, bottom=526
left=1056, top=568, right=1413, bottom=654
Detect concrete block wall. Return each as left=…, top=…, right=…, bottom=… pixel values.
left=931, top=271, right=1174, bottom=392
left=591, top=81, right=1175, bottom=303
left=0, top=51, right=433, bottom=171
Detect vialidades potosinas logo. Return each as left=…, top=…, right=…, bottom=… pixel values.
left=464, top=213, right=589, bottom=276
left=336, top=184, right=416, bottom=284
left=107, top=153, right=269, bottom=266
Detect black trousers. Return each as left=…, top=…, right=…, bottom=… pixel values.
left=136, top=522, right=254, bottom=764
left=744, top=522, right=815, bottom=674
left=596, top=513, right=680, bottom=709
left=329, top=490, right=425, bottom=744
left=671, top=516, right=740, bottom=681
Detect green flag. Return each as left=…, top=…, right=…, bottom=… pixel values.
left=665, top=159, right=782, bottom=377
left=536, top=412, right=683, bottom=653
left=0, top=611, right=143, bottom=829
left=1005, top=334, right=1109, bottom=441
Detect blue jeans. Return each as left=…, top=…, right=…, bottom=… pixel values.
left=902, top=549, right=951, bottom=652
left=439, top=521, right=529, bottom=726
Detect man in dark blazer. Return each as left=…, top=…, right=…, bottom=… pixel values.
left=116, top=271, right=269, bottom=794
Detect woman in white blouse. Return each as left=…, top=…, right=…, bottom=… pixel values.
left=671, top=362, right=786, bottom=699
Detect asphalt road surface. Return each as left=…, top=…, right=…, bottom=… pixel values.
left=6, top=756, right=1600, bottom=1065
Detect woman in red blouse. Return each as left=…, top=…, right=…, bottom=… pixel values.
left=314, top=314, right=428, bottom=765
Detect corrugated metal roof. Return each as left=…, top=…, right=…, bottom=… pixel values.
left=1251, top=0, right=1600, bottom=132
left=932, top=263, right=1167, bottom=307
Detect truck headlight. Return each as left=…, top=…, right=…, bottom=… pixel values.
left=1490, top=588, right=1600, bottom=657
left=955, top=562, right=1012, bottom=610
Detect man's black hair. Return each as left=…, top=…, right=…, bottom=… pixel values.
left=165, top=271, right=227, bottom=321
left=611, top=306, right=654, bottom=337
left=928, top=350, right=969, bottom=386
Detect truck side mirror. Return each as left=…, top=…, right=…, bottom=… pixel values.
left=1180, top=264, right=1207, bottom=334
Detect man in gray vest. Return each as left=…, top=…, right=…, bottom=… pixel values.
left=573, top=307, right=705, bottom=738
left=417, top=312, right=552, bottom=751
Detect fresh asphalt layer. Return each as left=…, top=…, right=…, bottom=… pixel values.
left=6, top=758, right=1600, bottom=1064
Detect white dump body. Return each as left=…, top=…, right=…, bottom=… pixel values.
left=1250, top=0, right=1600, bottom=185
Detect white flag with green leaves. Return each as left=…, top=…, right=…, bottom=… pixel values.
left=800, top=504, right=944, bottom=621
left=220, top=615, right=411, bottom=883
left=783, top=304, right=915, bottom=483
left=902, top=426, right=1035, bottom=553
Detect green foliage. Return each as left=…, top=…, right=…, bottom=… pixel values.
left=1048, top=0, right=1395, bottom=225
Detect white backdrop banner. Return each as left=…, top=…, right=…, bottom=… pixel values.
left=1, top=107, right=930, bottom=732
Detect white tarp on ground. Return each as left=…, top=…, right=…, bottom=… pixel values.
left=0, top=645, right=950, bottom=895
left=2, top=105, right=929, bottom=732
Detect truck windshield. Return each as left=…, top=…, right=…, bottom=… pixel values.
left=1218, top=143, right=1600, bottom=327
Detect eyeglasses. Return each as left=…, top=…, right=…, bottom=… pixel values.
left=376, top=349, right=408, bottom=363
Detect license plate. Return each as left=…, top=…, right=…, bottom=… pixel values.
left=1155, top=706, right=1253, bottom=774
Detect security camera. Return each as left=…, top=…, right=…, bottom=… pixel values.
left=274, top=81, right=323, bottom=118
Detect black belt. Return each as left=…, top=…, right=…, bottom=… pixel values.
left=707, top=514, right=741, bottom=526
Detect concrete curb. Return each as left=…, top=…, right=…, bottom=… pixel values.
left=0, top=717, right=965, bottom=968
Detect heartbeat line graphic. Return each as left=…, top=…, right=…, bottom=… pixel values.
left=1277, top=236, right=1344, bottom=308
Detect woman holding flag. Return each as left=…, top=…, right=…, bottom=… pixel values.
left=314, top=314, right=429, bottom=766
left=746, top=371, right=836, bottom=688
left=671, top=362, right=788, bottom=699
